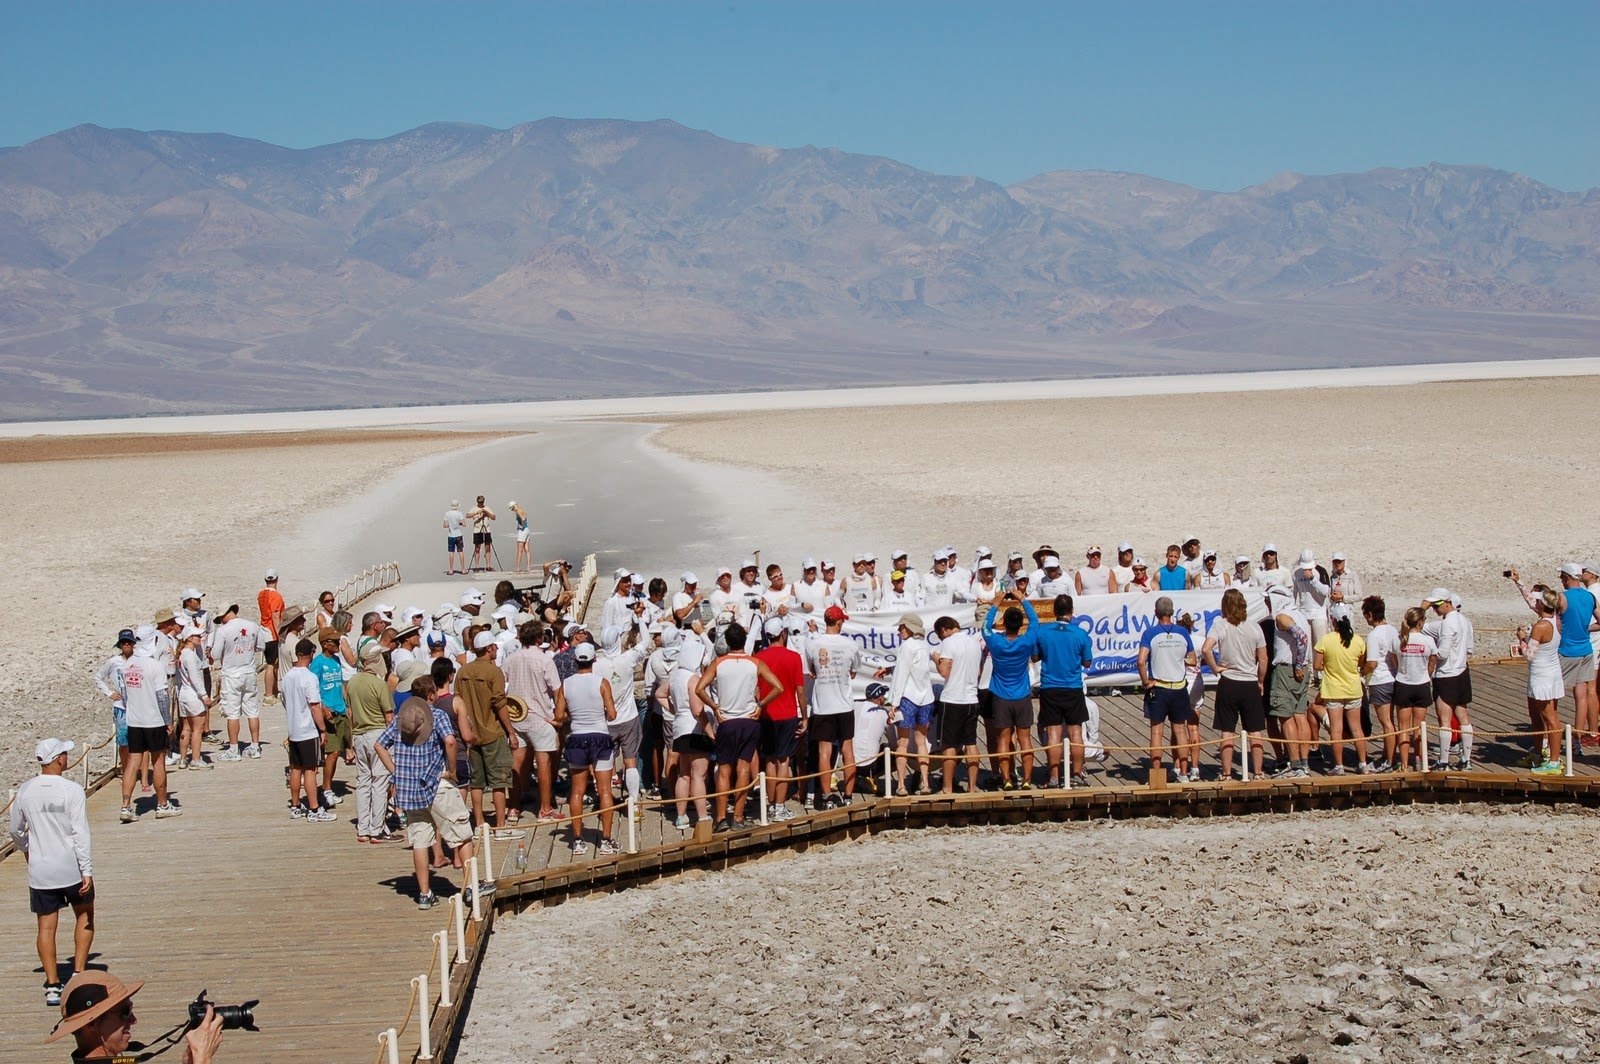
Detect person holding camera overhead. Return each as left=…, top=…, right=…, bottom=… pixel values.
left=44, top=970, right=224, bottom=1062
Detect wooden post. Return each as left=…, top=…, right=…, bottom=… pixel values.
left=434, top=931, right=452, bottom=1006
left=413, top=975, right=432, bottom=1059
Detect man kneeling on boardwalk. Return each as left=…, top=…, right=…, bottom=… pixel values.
left=375, top=697, right=477, bottom=910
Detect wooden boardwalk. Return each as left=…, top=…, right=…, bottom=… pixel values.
left=0, top=707, right=458, bottom=1064
left=2, top=660, right=1585, bottom=1063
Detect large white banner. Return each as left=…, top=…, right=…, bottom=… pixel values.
left=816, top=589, right=1268, bottom=688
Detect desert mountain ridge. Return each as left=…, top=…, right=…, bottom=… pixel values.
left=1, top=117, right=1595, bottom=419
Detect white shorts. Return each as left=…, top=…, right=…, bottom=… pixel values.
left=404, top=779, right=474, bottom=849
left=514, top=715, right=560, bottom=754
left=515, top=528, right=530, bottom=544
left=178, top=690, right=208, bottom=718
left=218, top=667, right=261, bottom=720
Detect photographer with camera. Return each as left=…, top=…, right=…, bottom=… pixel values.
left=45, top=972, right=227, bottom=1062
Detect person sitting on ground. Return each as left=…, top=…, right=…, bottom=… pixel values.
left=374, top=696, right=474, bottom=909
left=853, top=682, right=893, bottom=789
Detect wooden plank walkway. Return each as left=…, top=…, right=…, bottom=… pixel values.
left=0, top=708, right=457, bottom=1064
left=2, top=660, right=1580, bottom=1063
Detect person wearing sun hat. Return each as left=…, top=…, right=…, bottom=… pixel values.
left=12, top=738, right=93, bottom=1008
left=45, top=969, right=224, bottom=1060
left=1424, top=587, right=1475, bottom=770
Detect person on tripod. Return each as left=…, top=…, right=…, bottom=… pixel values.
left=45, top=971, right=223, bottom=1062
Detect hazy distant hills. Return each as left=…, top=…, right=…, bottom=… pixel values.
left=1, top=118, right=1596, bottom=418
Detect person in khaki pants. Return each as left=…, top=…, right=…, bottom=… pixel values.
left=347, top=656, right=399, bottom=844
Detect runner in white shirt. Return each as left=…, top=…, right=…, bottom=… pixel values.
left=9, top=738, right=93, bottom=1007
left=1250, top=544, right=1291, bottom=591
left=791, top=558, right=833, bottom=615
left=1110, top=542, right=1136, bottom=591
left=1426, top=588, right=1475, bottom=770
left=442, top=501, right=467, bottom=576
left=117, top=633, right=179, bottom=822
left=970, top=558, right=1001, bottom=605
left=599, top=573, right=636, bottom=638
left=666, top=636, right=713, bottom=829
left=1192, top=550, right=1229, bottom=589
left=806, top=606, right=862, bottom=808
left=882, top=614, right=937, bottom=793
left=880, top=569, right=922, bottom=611
left=598, top=627, right=649, bottom=807
left=1180, top=536, right=1205, bottom=580
left=761, top=563, right=795, bottom=618
left=211, top=604, right=268, bottom=760
left=672, top=572, right=704, bottom=625
left=921, top=551, right=962, bottom=607
left=95, top=631, right=137, bottom=771
left=1360, top=596, right=1401, bottom=771
left=707, top=567, right=738, bottom=620
left=889, top=550, right=922, bottom=602
left=733, top=561, right=767, bottom=639
left=838, top=556, right=880, bottom=614
left=1036, top=556, right=1073, bottom=598
left=853, top=683, right=893, bottom=777
left=933, top=616, right=984, bottom=793
left=1391, top=607, right=1439, bottom=772
left=946, top=546, right=973, bottom=600
left=175, top=625, right=212, bottom=771
left=1075, top=546, right=1113, bottom=596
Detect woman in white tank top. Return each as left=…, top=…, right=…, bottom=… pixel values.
left=712, top=656, right=761, bottom=720
left=554, top=650, right=618, bottom=855
left=1526, top=591, right=1564, bottom=770
left=1076, top=555, right=1112, bottom=596
left=667, top=641, right=713, bottom=829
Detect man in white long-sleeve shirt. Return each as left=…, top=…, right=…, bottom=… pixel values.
left=95, top=629, right=137, bottom=772
left=10, top=738, right=93, bottom=1007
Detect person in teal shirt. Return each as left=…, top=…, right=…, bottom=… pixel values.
left=1035, top=594, right=1095, bottom=787
left=309, top=630, right=350, bottom=810
left=1157, top=544, right=1189, bottom=592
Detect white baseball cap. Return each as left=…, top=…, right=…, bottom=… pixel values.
left=374, top=603, right=394, bottom=617
left=1202, top=549, right=1217, bottom=560
left=1116, top=541, right=1133, bottom=553
left=681, top=571, right=698, bottom=584
left=1234, top=555, right=1250, bottom=565
left=572, top=643, right=596, bottom=663
left=977, top=558, right=997, bottom=570
left=820, top=559, right=836, bottom=570
left=507, top=499, right=517, bottom=508
left=862, top=553, right=877, bottom=562
left=404, top=606, right=426, bottom=622
left=460, top=589, right=484, bottom=606
left=975, top=545, right=992, bottom=558
left=740, top=557, right=758, bottom=571
left=614, top=567, right=631, bottom=580
left=1262, top=543, right=1278, bottom=554
left=1427, top=587, right=1453, bottom=603
left=1559, top=562, right=1584, bottom=579
left=36, top=738, right=74, bottom=762
left=1042, top=555, right=1061, bottom=568
left=264, top=568, right=278, bottom=581
left=179, top=623, right=204, bottom=639
left=717, top=566, right=733, bottom=578
left=1331, top=552, right=1346, bottom=562
left=451, top=499, right=459, bottom=508
left=891, top=549, right=908, bottom=560
left=434, top=602, right=457, bottom=619
left=764, top=616, right=787, bottom=637
left=181, top=587, right=205, bottom=601
left=473, top=631, right=496, bottom=650
left=1008, top=551, right=1025, bottom=561
left=630, top=571, right=643, bottom=583
left=1329, top=603, right=1352, bottom=622
left=802, top=557, right=818, bottom=570
left=1583, top=560, right=1600, bottom=576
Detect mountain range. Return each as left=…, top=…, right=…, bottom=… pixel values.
left=2, top=118, right=1596, bottom=419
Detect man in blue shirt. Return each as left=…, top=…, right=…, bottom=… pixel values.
left=1138, top=597, right=1195, bottom=785
left=983, top=595, right=1039, bottom=790
left=1156, top=544, right=1189, bottom=592
left=309, top=629, right=351, bottom=810
left=1035, top=594, right=1096, bottom=788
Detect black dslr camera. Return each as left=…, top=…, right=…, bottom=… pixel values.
left=188, top=990, right=259, bottom=1032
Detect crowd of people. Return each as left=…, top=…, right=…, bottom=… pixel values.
left=58, top=536, right=1600, bottom=922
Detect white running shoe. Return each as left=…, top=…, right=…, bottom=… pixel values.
left=119, top=807, right=137, bottom=823
left=217, top=748, right=242, bottom=762
left=245, top=744, right=262, bottom=759
left=322, top=790, right=343, bottom=807
left=164, top=753, right=183, bottom=768
left=155, top=804, right=183, bottom=818
left=308, top=808, right=337, bottom=823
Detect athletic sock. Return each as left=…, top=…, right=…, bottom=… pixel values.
left=1439, top=727, right=1452, bottom=765
left=625, top=767, right=641, bottom=801
left=1461, top=726, right=1474, bottom=764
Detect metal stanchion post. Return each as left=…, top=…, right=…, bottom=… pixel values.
left=883, top=747, right=893, bottom=797
left=379, top=1028, right=399, bottom=1064
left=1565, top=725, right=1574, bottom=777
left=466, top=856, right=482, bottom=922
left=1420, top=722, right=1430, bottom=773
left=479, top=822, right=494, bottom=884
left=627, top=795, right=638, bottom=853
left=1239, top=725, right=1248, bottom=782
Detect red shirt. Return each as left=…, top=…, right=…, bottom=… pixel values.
left=257, top=588, right=285, bottom=637
left=754, top=645, right=803, bottom=722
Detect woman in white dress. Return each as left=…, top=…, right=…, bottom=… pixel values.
left=1525, top=589, right=1564, bottom=773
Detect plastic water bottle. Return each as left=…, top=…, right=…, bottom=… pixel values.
left=515, top=841, right=527, bottom=872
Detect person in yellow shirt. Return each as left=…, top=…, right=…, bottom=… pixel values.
left=1314, top=604, right=1369, bottom=774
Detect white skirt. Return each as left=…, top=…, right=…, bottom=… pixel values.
left=1528, top=672, right=1564, bottom=701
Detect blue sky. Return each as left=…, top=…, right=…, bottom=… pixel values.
left=3, top=1, right=1595, bottom=191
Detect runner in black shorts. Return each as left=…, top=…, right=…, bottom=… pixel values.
left=264, top=640, right=280, bottom=667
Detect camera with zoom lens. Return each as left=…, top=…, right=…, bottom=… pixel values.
left=188, top=990, right=259, bottom=1032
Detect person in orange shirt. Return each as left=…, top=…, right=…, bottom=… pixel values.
left=257, top=569, right=285, bottom=701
